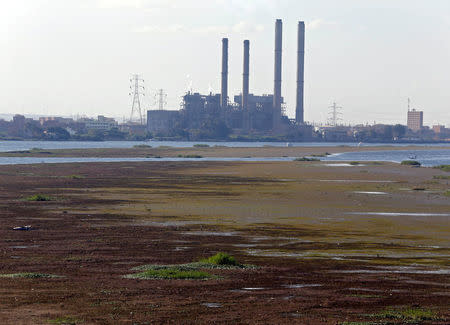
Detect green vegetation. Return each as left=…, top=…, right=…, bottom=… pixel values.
left=444, top=191, right=450, bottom=197
left=67, top=175, right=84, bottom=179
left=0, top=272, right=60, bottom=279
left=371, top=307, right=438, bottom=322
left=401, top=160, right=421, bottom=166
left=199, top=252, right=239, bottom=266
left=349, top=161, right=361, bottom=165
left=310, top=152, right=331, bottom=157
left=294, top=157, right=320, bottom=162
left=48, top=316, right=79, bottom=324
left=193, top=144, right=210, bottom=148
left=26, top=194, right=53, bottom=201
left=434, top=164, right=450, bottom=172
left=177, top=154, right=203, bottom=158
left=126, top=268, right=214, bottom=280
left=433, top=175, right=450, bottom=180
left=133, top=144, right=152, bottom=149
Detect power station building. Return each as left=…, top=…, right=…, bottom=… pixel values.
left=147, top=19, right=310, bottom=138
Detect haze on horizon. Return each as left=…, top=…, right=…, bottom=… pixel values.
left=1, top=0, right=449, bottom=126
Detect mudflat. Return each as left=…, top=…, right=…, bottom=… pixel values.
left=0, top=159, right=449, bottom=324
left=0, top=144, right=448, bottom=158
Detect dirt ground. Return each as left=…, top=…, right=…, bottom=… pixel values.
left=0, top=160, right=449, bottom=324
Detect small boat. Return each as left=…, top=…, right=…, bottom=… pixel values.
left=408, top=154, right=417, bottom=159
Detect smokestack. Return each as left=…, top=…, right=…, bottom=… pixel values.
left=273, top=19, right=282, bottom=129
left=221, top=38, right=229, bottom=109
left=296, top=21, right=305, bottom=124
left=242, top=40, right=250, bottom=130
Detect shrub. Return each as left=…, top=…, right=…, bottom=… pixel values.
left=26, top=194, right=52, bottom=201
left=294, top=157, right=320, bottom=162
left=200, top=252, right=239, bottom=266
left=401, top=160, right=421, bottom=166
left=193, top=144, right=210, bottom=148
left=133, top=144, right=152, bottom=149
left=349, top=161, right=360, bottom=165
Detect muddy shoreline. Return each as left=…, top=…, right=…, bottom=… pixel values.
left=0, top=160, right=449, bottom=324
left=0, top=145, right=448, bottom=158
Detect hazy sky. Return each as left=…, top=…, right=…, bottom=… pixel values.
left=1, top=0, right=449, bottom=126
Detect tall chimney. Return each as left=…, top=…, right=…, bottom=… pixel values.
left=242, top=40, right=250, bottom=130
left=296, top=21, right=305, bottom=124
left=221, top=38, right=229, bottom=109
left=273, top=19, right=283, bottom=129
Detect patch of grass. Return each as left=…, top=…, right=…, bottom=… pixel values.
left=434, top=164, right=450, bottom=172
left=444, top=191, right=450, bottom=197
left=349, top=161, right=361, bottom=165
left=125, top=268, right=214, bottom=280
left=310, top=153, right=330, bottom=157
left=193, top=144, right=210, bottom=148
left=401, top=160, right=421, bottom=166
left=133, top=144, right=152, bottom=148
left=199, top=252, right=239, bottom=266
left=48, top=316, right=79, bottom=324
left=371, top=307, right=438, bottom=322
left=294, top=157, right=320, bottom=162
left=0, top=272, right=60, bottom=279
left=433, top=175, right=450, bottom=180
left=26, top=194, right=53, bottom=201
left=67, top=175, right=84, bottom=179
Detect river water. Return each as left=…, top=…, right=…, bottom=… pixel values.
left=0, top=141, right=448, bottom=167
left=0, top=140, right=449, bottom=152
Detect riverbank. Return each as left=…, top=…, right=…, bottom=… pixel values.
left=0, top=160, right=449, bottom=323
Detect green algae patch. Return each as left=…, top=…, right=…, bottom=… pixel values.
left=371, top=307, right=438, bottom=322
left=0, top=272, right=61, bottom=279
left=26, top=194, right=53, bottom=201
left=125, top=268, right=215, bottom=280
left=401, top=160, right=421, bottom=167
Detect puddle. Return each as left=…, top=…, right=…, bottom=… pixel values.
left=318, top=180, right=396, bottom=183
left=174, top=246, right=190, bottom=251
left=353, top=191, right=388, bottom=195
left=233, top=243, right=259, bottom=248
left=335, top=268, right=450, bottom=275
left=282, top=284, right=322, bottom=289
left=10, top=245, right=40, bottom=249
left=242, top=287, right=265, bottom=291
left=10, top=256, right=22, bottom=259
left=182, top=231, right=240, bottom=237
left=323, top=163, right=365, bottom=167
left=348, top=288, right=383, bottom=293
left=202, top=303, right=222, bottom=308
left=347, top=212, right=450, bottom=217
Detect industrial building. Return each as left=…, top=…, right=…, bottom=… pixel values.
left=147, top=19, right=310, bottom=139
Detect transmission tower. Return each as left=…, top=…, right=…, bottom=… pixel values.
left=154, top=89, right=167, bottom=110
left=327, top=102, right=343, bottom=126
left=129, top=74, right=145, bottom=124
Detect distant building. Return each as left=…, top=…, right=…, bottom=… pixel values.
left=147, top=110, right=179, bottom=136
left=82, top=115, right=117, bottom=130
left=407, top=109, right=423, bottom=131
left=432, top=125, right=446, bottom=134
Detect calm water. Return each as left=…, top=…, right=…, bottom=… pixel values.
left=322, top=149, right=450, bottom=167
left=0, top=149, right=448, bottom=166
left=0, top=140, right=449, bottom=152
